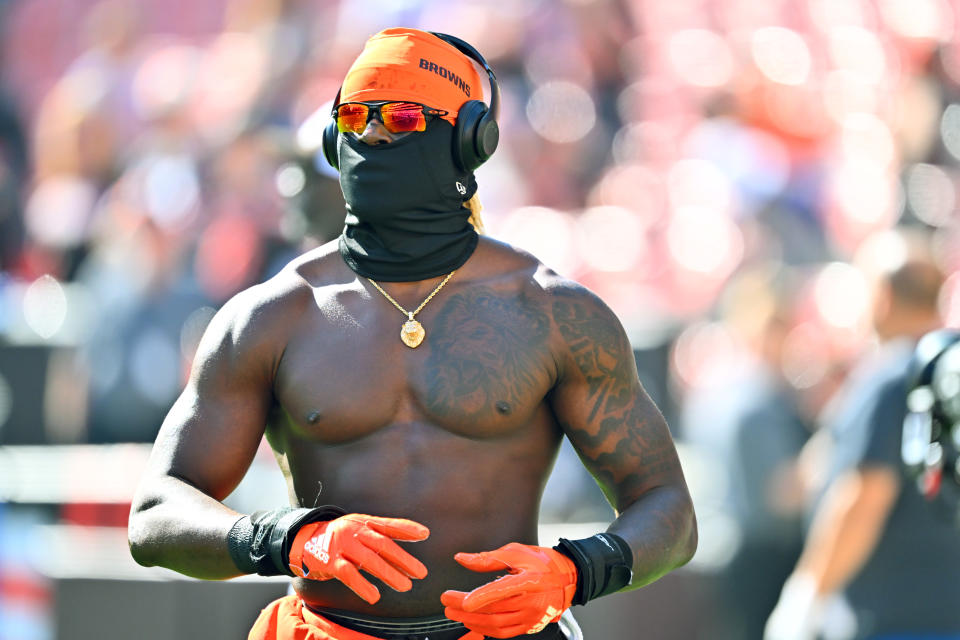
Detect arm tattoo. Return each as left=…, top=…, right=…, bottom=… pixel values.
left=425, top=288, right=550, bottom=419
left=553, top=292, right=679, bottom=503
left=553, top=297, right=633, bottom=422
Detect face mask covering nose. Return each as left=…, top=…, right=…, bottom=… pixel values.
left=337, top=120, right=479, bottom=282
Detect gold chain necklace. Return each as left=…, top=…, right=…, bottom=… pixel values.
left=366, top=270, right=456, bottom=348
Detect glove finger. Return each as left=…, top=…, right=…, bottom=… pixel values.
left=453, top=551, right=511, bottom=573
left=465, top=594, right=529, bottom=614
left=289, top=563, right=309, bottom=579
left=456, top=622, right=533, bottom=639
left=356, top=527, right=429, bottom=579
left=457, top=632, right=485, bottom=640
left=444, top=607, right=537, bottom=629
left=352, top=515, right=430, bottom=541
left=441, top=590, right=470, bottom=609
left=343, top=545, right=414, bottom=593
left=334, top=560, right=381, bottom=604
left=444, top=593, right=527, bottom=614
left=462, top=574, right=544, bottom=612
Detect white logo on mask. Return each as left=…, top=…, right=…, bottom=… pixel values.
left=456, top=182, right=467, bottom=196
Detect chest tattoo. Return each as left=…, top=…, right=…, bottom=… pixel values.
left=424, top=288, right=550, bottom=419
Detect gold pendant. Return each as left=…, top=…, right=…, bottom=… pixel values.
left=400, top=319, right=425, bottom=348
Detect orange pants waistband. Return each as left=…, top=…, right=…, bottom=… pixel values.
left=248, top=595, right=569, bottom=640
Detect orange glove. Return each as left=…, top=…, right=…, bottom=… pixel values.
left=441, top=542, right=577, bottom=639
left=288, top=514, right=429, bottom=605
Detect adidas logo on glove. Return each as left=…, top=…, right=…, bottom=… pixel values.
left=304, top=532, right=332, bottom=564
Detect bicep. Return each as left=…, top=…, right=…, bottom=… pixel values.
left=549, top=290, right=685, bottom=511
left=144, top=299, right=275, bottom=501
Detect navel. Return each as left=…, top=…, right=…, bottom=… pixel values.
left=306, top=410, right=323, bottom=424
left=495, top=401, right=512, bottom=415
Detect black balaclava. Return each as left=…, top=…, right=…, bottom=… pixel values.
left=337, top=119, right=479, bottom=282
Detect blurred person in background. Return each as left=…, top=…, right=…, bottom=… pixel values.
left=682, top=264, right=811, bottom=640
left=127, top=27, right=696, bottom=640
left=765, top=231, right=960, bottom=640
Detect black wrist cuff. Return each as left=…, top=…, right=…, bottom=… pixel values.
left=227, top=505, right=347, bottom=577
left=554, top=533, right=633, bottom=605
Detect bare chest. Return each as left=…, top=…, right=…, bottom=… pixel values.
left=271, top=285, right=557, bottom=442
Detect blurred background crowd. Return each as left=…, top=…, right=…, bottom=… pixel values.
left=1, top=0, right=960, bottom=638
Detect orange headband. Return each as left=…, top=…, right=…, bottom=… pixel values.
left=341, top=27, right=484, bottom=126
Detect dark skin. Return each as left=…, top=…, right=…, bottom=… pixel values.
left=128, top=116, right=697, bottom=618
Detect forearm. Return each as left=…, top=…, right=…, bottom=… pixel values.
left=128, top=475, right=244, bottom=580
left=793, top=470, right=895, bottom=595
left=606, top=484, right=698, bottom=589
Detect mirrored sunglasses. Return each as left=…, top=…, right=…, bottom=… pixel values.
left=333, top=101, right=449, bottom=135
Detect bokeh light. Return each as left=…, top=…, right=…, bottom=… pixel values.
left=667, top=29, right=734, bottom=88
left=23, top=275, right=67, bottom=340
left=525, top=80, right=597, bottom=144
left=827, top=27, right=887, bottom=86
left=829, top=162, right=901, bottom=227
left=131, top=44, right=199, bottom=120
left=822, top=70, right=879, bottom=123
left=878, top=0, right=954, bottom=41
left=813, top=262, right=870, bottom=329
left=140, top=154, right=200, bottom=230
left=940, top=104, right=960, bottom=161
left=667, top=205, right=743, bottom=276
left=855, top=229, right=910, bottom=278
left=497, top=206, right=577, bottom=275
left=588, top=164, right=663, bottom=224
left=25, top=177, right=97, bottom=249
left=750, top=27, right=812, bottom=86
left=190, top=32, right=267, bottom=141
left=808, top=0, right=867, bottom=31
left=129, top=327, right=179, bottom=406
left=683, top=118, right=791, bottom=206
left=840, top=113, right=896, bottom=169
left=671, top=321, right=739, bottom=389
left=667, top=158, right=733, bottom=213
left=940, top=271, right=960, bottom=327
left=575, top=206, right=646, bottom=273
left=275, top=163, right=307, bottom=198
left=905, top=163, right=955, bottom=227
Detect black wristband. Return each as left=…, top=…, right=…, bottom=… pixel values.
left=554, top=533, right=633, bottom=605
left=227, top=505, right=347, bottom=577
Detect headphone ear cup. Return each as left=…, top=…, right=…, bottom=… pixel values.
left=322, top=119, right=340, bottom=170
left=476, top=112, right=499, bottom=162
left=453, top=100, right=488, bottom=172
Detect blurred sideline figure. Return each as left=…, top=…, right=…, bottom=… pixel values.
left=128, top=28, right=696, bottom=640
left=765, top=231, right=960, bottom=640
left=682, top=265, right=810, bottom=639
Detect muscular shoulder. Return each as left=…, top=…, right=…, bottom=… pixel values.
left=192, top=249, right=326, bottom=381
left=540, top=276, right=630, bottom=381
left=217, top=265, right=314, bottom=341
left=227, top=240, right=350, bottom=324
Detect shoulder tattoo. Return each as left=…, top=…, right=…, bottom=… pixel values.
left=552, top=289, right=678, bottom=499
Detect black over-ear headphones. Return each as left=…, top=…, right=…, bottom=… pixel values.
left=321, top=31, right=500, bottom=173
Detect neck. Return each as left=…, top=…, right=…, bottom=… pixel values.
left=339, top=222, right=478, bottom=282
left=876, top=309, right=941, bottom=343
